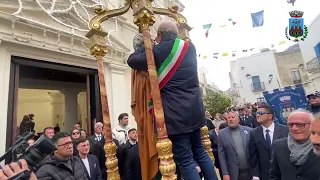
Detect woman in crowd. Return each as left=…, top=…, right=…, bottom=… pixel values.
left=212, top=113, right=226, bottom=128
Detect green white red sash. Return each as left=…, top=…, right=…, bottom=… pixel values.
left=148, top=38, right=190, bottom=115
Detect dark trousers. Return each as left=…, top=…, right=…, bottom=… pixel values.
left=238, top=170, right=250, bottom=180
left=169, top=129, right=218, bottom=180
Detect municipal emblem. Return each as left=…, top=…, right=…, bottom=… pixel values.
left=279, top=96, right=296, bottom=121
left=285, top=10, right=308, bottom=42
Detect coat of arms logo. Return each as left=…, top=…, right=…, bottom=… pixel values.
left=285, top=10, right=308, bottom=42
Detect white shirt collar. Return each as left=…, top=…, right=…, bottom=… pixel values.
left=262, top=122, right=275, bottom=133
left=95, top=133, right=102, bottom=137
left=129, top=139, right=136, bottom=145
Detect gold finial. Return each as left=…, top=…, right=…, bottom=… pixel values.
left=94, top=5, right=107, bottom=15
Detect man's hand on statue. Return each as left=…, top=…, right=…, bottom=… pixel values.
left=0, top=160, right=37, bottom=180
left=223, top=175, right=230, bottom=180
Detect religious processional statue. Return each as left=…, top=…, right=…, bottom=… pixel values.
left=85, top=0, right=220, bottom=179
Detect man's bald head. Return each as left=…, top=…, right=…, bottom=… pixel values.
left=157, top=21, right=179, bottom=35
left=155, top=22, right=179, bottom=43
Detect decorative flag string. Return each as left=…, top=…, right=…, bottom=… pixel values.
left=198, top=40, right=288, bottom=59
left=203, top=24, right=212, bottom=38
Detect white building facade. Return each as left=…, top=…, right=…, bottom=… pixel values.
left=198, top=67, right=221, bottom=96
left=0, top=0, right=184, bottom=158
left=299, top=12, right=320, bottom=93
left=229, top=51, right=282, bottom=103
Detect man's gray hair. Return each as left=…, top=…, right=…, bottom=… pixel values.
left=157, top=22, right=179, bottom=35
left=94, top=122, right=103, bottom=129
left=288, top=108, right=314, bottom=121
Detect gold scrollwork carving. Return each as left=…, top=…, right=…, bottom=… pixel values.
left=133, top=10, right=156, bottom=31
left=104, top=142, right=120, bottom=180
left=200, top=126, right=215, bottom=162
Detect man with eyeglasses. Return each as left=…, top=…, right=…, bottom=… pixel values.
left=269, top=109, right=320, bottom=180
left=249, top=104, right=288, bottom=180
left=306, top=92, right=320, bottom=114
left=36, top=132, right=89, bottom=180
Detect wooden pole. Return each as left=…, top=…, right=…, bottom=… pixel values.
left=85, top=27, right=120, bottom=179
left=95, top=57, right=120, bottom=180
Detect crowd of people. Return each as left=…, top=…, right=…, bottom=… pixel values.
left=1, top=20, right=320, bottom=180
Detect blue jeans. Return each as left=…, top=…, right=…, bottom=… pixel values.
left=169, top=129, right=218, bottom=180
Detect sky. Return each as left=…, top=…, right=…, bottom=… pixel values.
left=180, top=0, right=320, bottom=91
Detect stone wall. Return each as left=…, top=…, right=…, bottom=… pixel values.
left=274, top=48, right=309, bottom=87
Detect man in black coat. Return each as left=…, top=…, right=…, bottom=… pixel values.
left=249, top=104, right=289, bottom=180
left=117, top=128, right=138, bottom=178
left=237, top=104, right=258, bottom=128
left=123, top=144, right=142, bottom=180
left=269, top=109, right=320, bottom=180
left=75, top=137, right=102, bottom=180
left=89, top=122, right=119, bottom=179
left=36, top=132, right=88, bottom=180
left=127, top=22, right=217, bottom=180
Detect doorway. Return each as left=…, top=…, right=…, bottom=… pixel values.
left=6, top=56, right=103, bottom=151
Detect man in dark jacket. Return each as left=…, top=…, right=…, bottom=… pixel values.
left=269, top=109, right=320, bottom=180
left=237, top=104, right=258, bottom=128
left=127, top=21, right=217, bottom=180
left=250, top=104, right=289, bottom=180
left=208, top=122, right=228, bottom=179
left=75, top=137, right=102, bottom=180
left=35, top=132, right=88, bottom=180
left=123, top=143, right=141, bottom=180
left=306, top=92, right=320, bottom=114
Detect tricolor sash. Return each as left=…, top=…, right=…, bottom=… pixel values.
left=148, top=38, right=190, bottom=131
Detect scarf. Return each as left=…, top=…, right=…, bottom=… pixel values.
left=287, top=134, right=313, bottom=166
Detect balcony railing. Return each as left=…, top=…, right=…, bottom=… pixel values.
left=306, top=57, right=320, bottom=74
left=251, top=82, right=266, bottom=92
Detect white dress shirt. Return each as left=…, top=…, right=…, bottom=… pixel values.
left=82, top=158, right=91, bottom=177
left=95, top=133, right=102, bottom=141
left=262, top=122, right=275, bottom=143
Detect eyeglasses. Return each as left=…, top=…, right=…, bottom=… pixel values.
left=256, top=112, right=272, bottom=115
left=58, top=141, right=73, bottom=147
left=72, top=132, right=79, bottom=135
left=308, top=97, right=319, bottom=100
left=288, top=122, right=310, bottom=128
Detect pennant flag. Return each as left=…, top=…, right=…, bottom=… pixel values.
left=222, top=53, right=228, bottom=57
left=279, top=41, right=286, bottom=45
left=228, top=18, right=233, bottom=21
left=213, top=53, right=219, bottom=55
left=213, top=56, right=218, bottom=59
left=232, top=53, right=236, bottom=57
left=287, top=0, right=296, bottom=6
left=203, top=56, right=208, bottom=59
left=232, top=22, right=237, bottom=25
left=250, top=48, right=255, bottom=51
left=271, top=44, right=275, bottom=48
left=203, top=24, right=212, bottom=38
left=251, top=10, right=264, bottom=27
left=242, top=50, right=248, bottom=52
left=219, top=25, right=227, bottom=28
